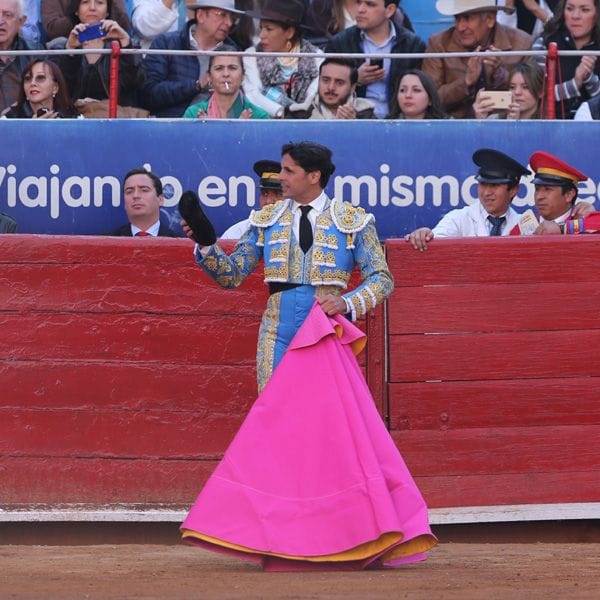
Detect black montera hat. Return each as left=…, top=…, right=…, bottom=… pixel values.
left=473, top=148, right=530, bottom=185
left=253, top=160, right=282, bottom=190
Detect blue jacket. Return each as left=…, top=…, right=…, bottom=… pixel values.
left=141, top=20, right=238, bottom=117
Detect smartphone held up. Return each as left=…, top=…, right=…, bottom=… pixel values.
left=77, top=22, right=107, bottom=43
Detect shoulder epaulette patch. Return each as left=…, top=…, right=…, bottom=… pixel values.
left=249, top=199, right=290, bottom=228
left=330, top=199, right=373, bottom=233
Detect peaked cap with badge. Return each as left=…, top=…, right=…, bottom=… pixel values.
left=253, top=160, right=282, bottom=191
left=473, top=148, right=530, bottom=186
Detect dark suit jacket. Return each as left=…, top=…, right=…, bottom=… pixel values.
left=0, top=212, right=17, bottom=233
left=109, top=223, right=179, bottom=237
left=325, top=21, right=425, bottom=105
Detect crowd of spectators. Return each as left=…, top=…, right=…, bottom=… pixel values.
left=2, top=0, right=600, bottom=120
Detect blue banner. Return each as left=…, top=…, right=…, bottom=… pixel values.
left=1, top=120, right=599, bottom=238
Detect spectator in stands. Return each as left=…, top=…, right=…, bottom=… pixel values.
left=141, top=0, right=244, bottom=117
left=387, top=68, right=448, bottom=119
left=183, top=46, right=269, bottom=118
left=0, top=0, right=43, bottom=111
left=422, top=0, right=532, bottom=118
left=303, top=0, right=414, bottom=47
left=0, top=211, right=17, bottom=232
left=473, top=60, right=544, bottom=118
left=532, top=0, right=600, bottom=119
left=110, top=167, right=179, bottom=236
left=59, top=0, right=144, bottom=109
left=3, top=58, right=79, bottom=117
left=325, top=0, right=424, bottom=119
left=221, top=158, right=283, bottom=238
left=287, top=57, right=376, bottom=119
left=497, top=1, right=558, bottom=37
left=574, top=87, right=600, bottom=116
left=405, top=148, right=530, bottom=250
left=22, top=0, right=42, bottom=46
left=42, top=0, right=130, bottom=44
left=528, top=150, right=599, bottom=234
left=242, top=0, right=323, bottom=118
left=132, top=0, right=190, bottom=49
left=229, top=0, right=255, bottom=50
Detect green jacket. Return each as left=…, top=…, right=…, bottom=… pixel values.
left=183, top=93, right=270, bottom=119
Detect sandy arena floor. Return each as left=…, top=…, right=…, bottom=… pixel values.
left=1, top=540, right=598, bottom=600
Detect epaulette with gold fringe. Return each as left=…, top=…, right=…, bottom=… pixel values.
left=330, top=199, right=374, bottom=234
left=249, top=199, right=291, bottom=228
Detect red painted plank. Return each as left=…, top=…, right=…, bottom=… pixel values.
left=0, top=457, right=214, bottom=504
left=0, top=235, right=235, bottom=266
left=0, top=362, right=257, bottom=411
left=385, top=237, right=600, bottom=286
left=0, top=314, right=259, bottom=364
left=391, top=426, right=600, bottom=477
left=416, top=471, right=600, bottom=508
left=0, top=264, right=268, bottom=315
left=366, top=303, right=386, bottom=416
left=388, top=379, right=600, bottom=430
left=388, top=283, right=600, bottom=335
left=0, top=409, right=244, bottom=458
left=389, top=331, right=600, bottom=382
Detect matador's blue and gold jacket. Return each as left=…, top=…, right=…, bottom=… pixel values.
left=196, top=196, right=394, bottom=320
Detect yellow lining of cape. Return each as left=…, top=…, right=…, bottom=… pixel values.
left=181, top=529, right=404, bottom=562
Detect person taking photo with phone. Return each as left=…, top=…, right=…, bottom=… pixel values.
left=473, top=60, right=544, bottom=119
left=422, top=0, right=532, bottom=118
left=59, top=0, right=145, bottom=111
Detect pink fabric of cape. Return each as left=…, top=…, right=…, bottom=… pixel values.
left=181, top=302, right=435, bottom=570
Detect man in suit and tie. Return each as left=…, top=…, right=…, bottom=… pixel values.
left=111, top=167, right=179, bottom=237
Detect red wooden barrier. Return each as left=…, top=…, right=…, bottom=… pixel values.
left=0, top=235, right=376, bottom=508
left=3, top=235, right=599, bottom=518
left=386, top=237, right=600, bottom=511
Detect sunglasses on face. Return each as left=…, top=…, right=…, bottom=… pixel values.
left=24, top=74, right=53, bottom=84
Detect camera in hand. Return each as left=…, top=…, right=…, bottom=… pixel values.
left=77, top=22, right=107, bottom=43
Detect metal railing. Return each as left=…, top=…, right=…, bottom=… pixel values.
left=4, top=43, right=599, bottom=119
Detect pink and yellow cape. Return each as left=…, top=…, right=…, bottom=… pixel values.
left=181, top=303, right=437, bottom=570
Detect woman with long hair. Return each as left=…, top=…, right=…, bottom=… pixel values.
left=387, top=69, right=448, bottom=119
left=4, top=59, right=79, bottom=118
left=532, top=0, right=600, bottom=118
left=60, top=0, right=144, bottom=108
left=183, top=47, right=269, bottom=119
left=474, top=61, right=544, bottom=119
left=242, top=0, right=323, bottom=118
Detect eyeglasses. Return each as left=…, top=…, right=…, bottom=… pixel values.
left=23, top=74, right=52, bottom=84
left=209, top=9, right=239, bottom=25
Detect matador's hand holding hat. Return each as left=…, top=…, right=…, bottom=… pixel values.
left=178, top=191, right=217, bottom=247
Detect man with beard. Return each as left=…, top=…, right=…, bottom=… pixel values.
left=288, top=58, right=375, bottom=119
left=422, top=0, right=532, bottom=118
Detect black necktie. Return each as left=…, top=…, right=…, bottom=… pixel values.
left=487, top=215, right=506, bottom=237
left=299, top=205, right=313, bottom=253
